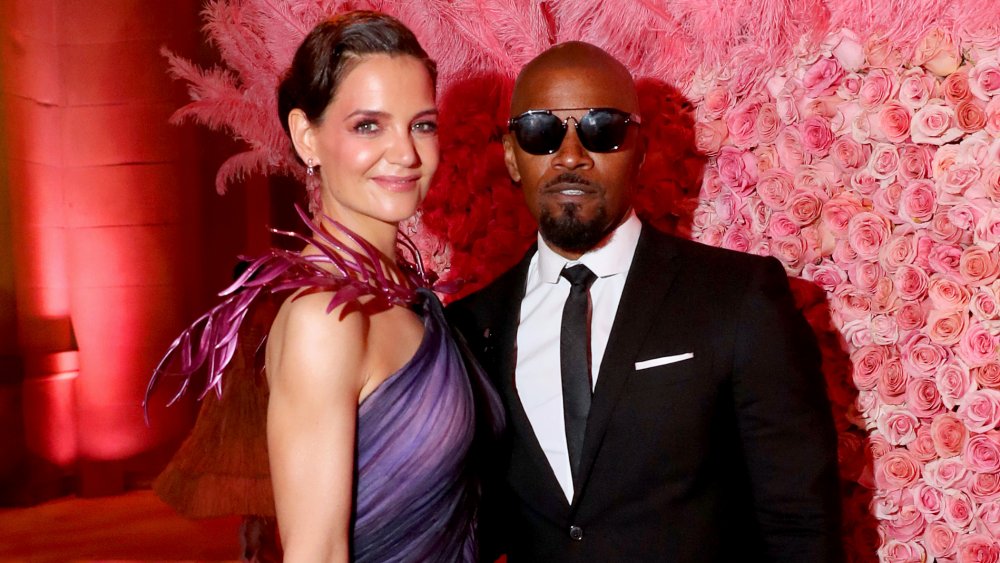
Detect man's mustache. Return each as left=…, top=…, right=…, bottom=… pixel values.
left=543, top=173, right=594, bottom=190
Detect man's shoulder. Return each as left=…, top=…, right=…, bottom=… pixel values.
left=640, top=224, right=778, bottom=275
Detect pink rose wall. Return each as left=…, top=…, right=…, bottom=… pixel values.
left=166, top=1, right=1000, bottom=560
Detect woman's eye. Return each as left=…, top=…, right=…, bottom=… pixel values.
left=412, top=120, right=438, bottom=135
left=353, top=120, right=380, bottom=135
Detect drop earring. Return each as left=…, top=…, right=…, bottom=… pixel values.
left=306, top=158, right=316, bottom=176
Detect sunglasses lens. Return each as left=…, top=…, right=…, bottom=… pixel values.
left=512, top=113, right=566, bottom=155
left=578, top=109, right=631, bottom=152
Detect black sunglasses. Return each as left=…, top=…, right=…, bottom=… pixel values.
left=507, top=107, right=642, bottom=155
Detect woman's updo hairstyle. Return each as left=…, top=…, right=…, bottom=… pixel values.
left=277, top=10, right=437, bottom=143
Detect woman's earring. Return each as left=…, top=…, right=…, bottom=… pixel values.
left=306, top=158, right=316, bottom=176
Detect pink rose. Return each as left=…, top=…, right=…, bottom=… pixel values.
left=961, top=246, right=1000, bottom=287
left=907, top=377, right=945, bottom=418
left=901, top=332, right=947, bottom=377
left=798, top=115, right=835, bottom=157
left=753, top=145, right=780, bottom=172
left=930, top=212, right=965, bottom=245
left=958, top=388, right=1000, bottom=433
left=970, top=57, right=1000, bottom=101
left=897, top=68, right=938, bottom=110
left=850, top=168, right=880, bottom=195
left=770, top=236, right=807, bottom=274
left=802, top=57, right=844, bottom=97
left=826, top=28, right=865, bottom=71
left=844, top=318, right=873, bottom=350
left=866, top=35, right=905, bottom=69
left=725, top=99, right=760, bottom=148
left=957, top=534, right=1000, bottom=563
left=803, top=260, right=847, bottom=292
left=960, top=321, right=1000, bottom=367
left=795, top=162, right=839, bottom=196
left=940, top=162, right=983, bottom=196
left=754, top=102, right=781, bottom=144
left=873, top=181, right=904, bottom=216
left=970, top=472, right=1000, bottom=503
left=975, top=209, right=1000, bottom=251
left=879, top=232, right=917, bottom=272
left=870, top=433, right=894, bottom=460
left=912, top=28, right=962, bottom=76
left=943, top=491, right=976, bottom=531
left=748, top=198, right=771, bottom=235
left=698, top=224, right=725, bottom=247
left=931, top=413, right=968, bottom=457
left=713, top=191, right=740, bottom=224
left=876, top=101, right=914, bottom=143
left=847, top=260, right=883, bottom=293
left=911, top=101, right=964, bottom=145
left=882, top=490, right=927, bottom=542
left=974, top=362, right=1000, bottom=389
left=928, top=243, right=963, bottom=277
left=986, top=97, right=1000, bottom=138
left=897, top=144, right=933, bottom=181
left=880, top=539, right=927, bottom=562
left=944, top=68, right=973, bottom=105
left=929, top=274, right=973, bottom=311
left=700, top=168, right=723, bottom=199
left=867, top=143, right=900, bottom=179
left=833, top=239, right=861, bottom=265
left=924, top=520, right=959, bottom=559
left=924, top=457, right=971, bottom=489
left=957, top=100, right=989, bottom=132
left=977, top=499, right=1000, bottom=537
left=907, top=424, right=939, bottom=462
left=875, top=449, right=922, bottom=490
left=829, top=136, right=868, bottom=171
left=899, top=180, right=937, bottom=225
left=964, top=432, right=1000, bottom=473
left=715, top=146, right=759, bottom=195
left=981, top=165, right=1000, bottom=201
left=694, top=119, right=728, bottom=157
left=700, top=87, right=734, bottom=120
left=873, top=277, right=901, bottom=313
left=822, top=194, right=864, bottom=237
left=756, top=168, right=793, bottom=210
left=767, top=212, right=800, bottom=238
left=848, top=212, right=891, bottom=259
left=859, top=68, right=897, bottom=109
left=926, top=309, right=969, bottom=345
left=878, top=407, right=921, bottom=445
left=937, top=358, right=974, bottom=409
left=721, top=225, right=753, bottom=253
left=786, top=188, right=824, bottom=226
left=894, top=264, right=930, bottom=301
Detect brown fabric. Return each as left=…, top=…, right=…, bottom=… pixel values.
left=154, top=299, right=279, bottom=519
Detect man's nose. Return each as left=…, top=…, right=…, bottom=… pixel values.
left=551, top=119, right=594, bottom=170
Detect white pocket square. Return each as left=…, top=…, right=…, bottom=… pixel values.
left=634, top=353, right=694, bottom=371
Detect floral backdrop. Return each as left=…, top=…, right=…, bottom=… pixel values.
left=168, top=1, right=1000, bottom=560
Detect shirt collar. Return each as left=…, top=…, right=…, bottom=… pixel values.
left=536, top=209, right=642, bottom=284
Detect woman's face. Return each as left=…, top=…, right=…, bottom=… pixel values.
left=291, top=54, right=439, bottom=229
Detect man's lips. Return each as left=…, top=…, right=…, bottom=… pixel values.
left=371, top=175, right=421, bottom=192
left=543, top=182, right=598, bottom=197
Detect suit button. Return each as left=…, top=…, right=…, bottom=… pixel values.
left=569, top=525, right=583, bottom=541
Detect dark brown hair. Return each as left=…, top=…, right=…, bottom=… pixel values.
left=277, top=11, right=437, bottom=140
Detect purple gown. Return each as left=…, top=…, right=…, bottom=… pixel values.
left=146, top=209, right=504, bottom=562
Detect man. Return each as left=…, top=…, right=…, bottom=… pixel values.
left=448, top=42, right=842, bottom=562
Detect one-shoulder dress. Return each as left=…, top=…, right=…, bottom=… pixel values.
left=146, top=209, right=504, bottom=562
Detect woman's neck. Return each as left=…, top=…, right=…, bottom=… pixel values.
left=315, top=213, right=399, bottom=262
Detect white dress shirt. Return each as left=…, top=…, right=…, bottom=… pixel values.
left=515, top=210, right=642, bottom=501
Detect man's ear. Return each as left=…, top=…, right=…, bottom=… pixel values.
left=502, top=133, right=521, bottom=182
left=288, top=109, right=316, bottom=164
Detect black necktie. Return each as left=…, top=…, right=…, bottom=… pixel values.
left=560, top=264, right=597, bottom=487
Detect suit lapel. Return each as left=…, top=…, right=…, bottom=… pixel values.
left=572, top=225, right=682, bottom=506
left=486, top=246, right=573, bottom=517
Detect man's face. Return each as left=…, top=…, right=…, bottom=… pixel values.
left=504, top=64, right=643, bottom=257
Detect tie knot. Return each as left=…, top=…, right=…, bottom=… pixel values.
left=561, top=264, right=597, bottom=289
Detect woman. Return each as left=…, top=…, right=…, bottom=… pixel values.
left=148, top=11, right=503, bottom=562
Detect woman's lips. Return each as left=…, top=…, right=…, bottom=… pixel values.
left=371, top=175, right=421, bottom=192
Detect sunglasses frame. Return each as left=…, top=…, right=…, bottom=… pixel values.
left=507, top=107, right=642, bottom=155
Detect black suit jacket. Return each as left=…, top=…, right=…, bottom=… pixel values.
left=448, top=224, right=842, bottom=563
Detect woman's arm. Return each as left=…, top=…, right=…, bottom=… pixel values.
left=266, top=292, right=369, bottom=563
